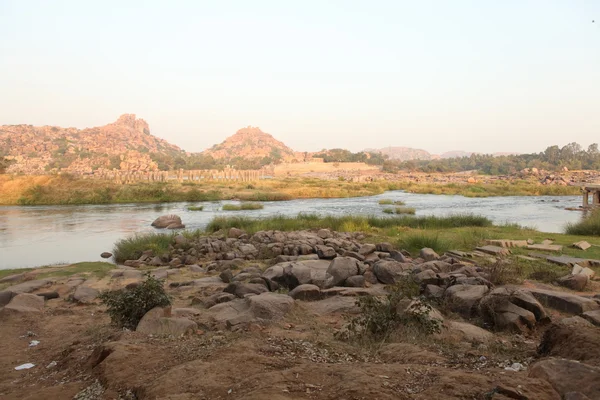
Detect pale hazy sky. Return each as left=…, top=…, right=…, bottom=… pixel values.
left=1, top=1, right=599, bottom=154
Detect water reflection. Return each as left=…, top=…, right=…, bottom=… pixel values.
left=0, top=192, right=584, bottom=270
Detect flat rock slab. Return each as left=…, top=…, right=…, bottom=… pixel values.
left=0, top=273, right=25, bottom=284
left=485, top=239, right=528, bottom=248
left=0, top=293, right=44, bottom=315
left=320, top=286, right=387, bottom=297
left=527, top=288, right=599, bottom=315
left=209, top=293, right=294, bottom=327
left=475, top=245, right=510, bottom=256
left=300, top=296, right=358, bottom=316
left=529, top=358, right=600, bottom=399
left=192, top=277, right=228, bottom=289
left=582, top=309, right=600, bottom=326
left=73, top=286, right=99, bottom=304
left=528, top=253, right=600, bottom=267
left=573, top=241, right=592, bottom=251
left=6, top=279, right=52, bottom=294
left=526, top=244, right=563, bottom=252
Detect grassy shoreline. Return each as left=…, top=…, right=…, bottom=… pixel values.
left=0, top=174, right=583, bottom=206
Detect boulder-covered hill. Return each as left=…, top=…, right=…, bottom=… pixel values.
left=0, top=114, right=185, bottom=174
left=202, top=126, right=299, bottom=163
left=364, top=146, right=433, bottom=161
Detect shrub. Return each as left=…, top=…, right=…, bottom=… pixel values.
left=565, top=209, right=600, bottom=236
left=394, top=206, right=416, bottom=215
left=398, top=232, right=452, bottom=254
left=222, top=202, right=264, bottom=211
left=337, top=279, right=441, bottom=342
left=382, top=207, right=394, bottom=214
left=113, top=233, right=173, bottom=263
left=99, top=274, right=171, bottom=329
left=378, top=199, right=394, bottom=205
left=188, top=205, right=203, bottom=211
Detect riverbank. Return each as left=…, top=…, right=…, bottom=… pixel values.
left=1, top=220, right=599, bottom=399
left=0, top=174, right=585, bottom=206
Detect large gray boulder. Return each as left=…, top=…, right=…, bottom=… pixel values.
left=151, top=215, right=185, bottom=229
left=289, top=284, right=321, bottom=301
left=420, top=248, right=439, bottom=261
left=0, top=293, right=44, bottom=315
left=223, top=282, right=268, bottom=298
left=262, top=261, right=312, bottom=289
left=209, top=292, right=294, bottom=327
left=529, top=358, right=600, bottom=399
left=444, top=284, right=489, bottom=317
left=527, top=288, right=599, bottom=315
left=324, top=257, right=361, bottom=288
left=372, top=260, right=410, bottom=284
left=479, top=288, right=547, bottom=333
left=136, top=307, right=197, bottom=336
left=72, top=286, right=100, bottom=304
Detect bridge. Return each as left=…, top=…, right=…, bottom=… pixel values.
left=582, top=185, right=600, bottom=208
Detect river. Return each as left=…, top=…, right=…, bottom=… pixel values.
left=0, top=192, right=585, bottom=270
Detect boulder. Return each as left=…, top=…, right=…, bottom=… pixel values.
left=424, top=284, right=445, bottom=300
left=389, top=250, right=408, bottom=263
left=317, top=229, right=332, bottom=239
left=527, top=288, right=599, bottom=315
left=572, top=264, right=596, bottom=279
left=0, top=293, right=44, bottom=315
left=557, top=274, right=589, bottom=291
left=582, top=310, right=600, bottom=327
left=529, top=358, right=600, bottom=399
left=100, top=252, right=113, bottom=259
left=151, top=215, right=184, bottom=229
left=342, top=251, right=366, bottom=262
left=444, top=284, right=489, bottom=317
left=192, top=292, right=236, bottom=308
left=223, top=282, right=268, bottom=298
left=440, top=321, right=494, bottom=344
left=289, top=284, right=321, bottom=301
left=6, top=279, right=52, bottom=294
left=228, top=228, right=245, bottom=238
left=209, top=292, right=294, bottom=327
left=376, top=242, right=394, bottom=253
left=136, top=307, right=197, bottom=336
left=324, top=257, right=361, bottom=288
left=479, top=288, right=547, bottom=333
left=372, top=260, right=410, bottom=284
left=573, top=241, right=592, bottom=251
left=219, top=269, right=233, bottom=283
left=420, top=248, right=439, bottom=261
left=315, top=245, right=336, bottom=260
left=358, top=244, right=376, bottom=255
left=0, top=290, right=15, bottom=307
left=344, top=275, right=365, bottom=288
left=0, top=273, right=25, bottom=284
left=72, top=286, right=99, bottom=304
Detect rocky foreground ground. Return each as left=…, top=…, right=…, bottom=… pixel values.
left=1, top=228, right=600, bottom=399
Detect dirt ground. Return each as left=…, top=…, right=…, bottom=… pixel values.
left=0, top=267, right=585, bottom=400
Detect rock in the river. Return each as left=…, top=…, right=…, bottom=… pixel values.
left=151, top=215, right=185, bottom=229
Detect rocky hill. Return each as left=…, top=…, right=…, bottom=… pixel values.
left=0, top=114, right=184, bottom=174
left=364, top=146, right=433, bottom=161
left=202, top=126, right=298, bottom=163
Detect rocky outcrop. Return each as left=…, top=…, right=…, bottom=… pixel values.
left=0, top=114, right=183, bottom=174
left=151, top=215, right=185, bottom=229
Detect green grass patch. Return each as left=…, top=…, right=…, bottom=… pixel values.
left=394, top=206, right=416, bottom=215
left=565, top=210, right=600, bottom=236
left=396, top=181, right=581, bottom=197
left=379, top=199, right=394, bottom=205
left=113, top=233, right=175, bottom=263
left=397, top=232, right=452, bottom=254
left=382, top=207, right=394, bottom=214
left=187, top=205, right=204, bottom=211
left=222, top=202, right=264, bottom=211
left=205, top=213, right=492, bottom=234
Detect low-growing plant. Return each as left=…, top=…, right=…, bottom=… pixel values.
left=113, top=233, right=173, bottom=263
left=565, top=209, right=600, bottom=236
left=337, top=278, right=442, bottom=342
left=398, top=232, right=452, bottom=254
left=379, top=199, right=394, bottom=205
left=188, top=205, right=203, bottom=211
left=222, top=202, right=264, bottom=211
left=394, top=206, right=416, bottom=215
left=99, top=274, right=171, bottom=329
left=382, top=207, right=394, bottom=214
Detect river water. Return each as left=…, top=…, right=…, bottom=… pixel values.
left=0, top=192, right=585, bottom=270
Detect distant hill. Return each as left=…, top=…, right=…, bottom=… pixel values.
left=202, top=126, right=298, bottom=164
left=0, top=114, right=184, bottom=174
left=364, top=146, right=433, bottom=161
left=439, top=150, right=473, bottom=159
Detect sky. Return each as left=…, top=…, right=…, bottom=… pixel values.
left=0, top=1, right=599, bottom=155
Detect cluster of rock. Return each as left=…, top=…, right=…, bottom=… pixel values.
left=0, top=114, right=182, bottom=174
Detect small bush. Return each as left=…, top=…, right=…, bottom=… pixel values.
left=99, top=274, right=171, bottom=329
left=382, top=207, right=394, bottom=214
left=565, top=209, right=600, bottom=236
left=188, top=205, right=203, bottom=211
left=398, top=232, right=452, bottom=254
left=337, top=279, right=441, bottom=342
left=394, top=206, right=416, bottom=215
left=379, top=199, right=394, bottom=205
left=113, top=233, right=173, bottom=263
left=394, top=200, right=406, bottom=205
